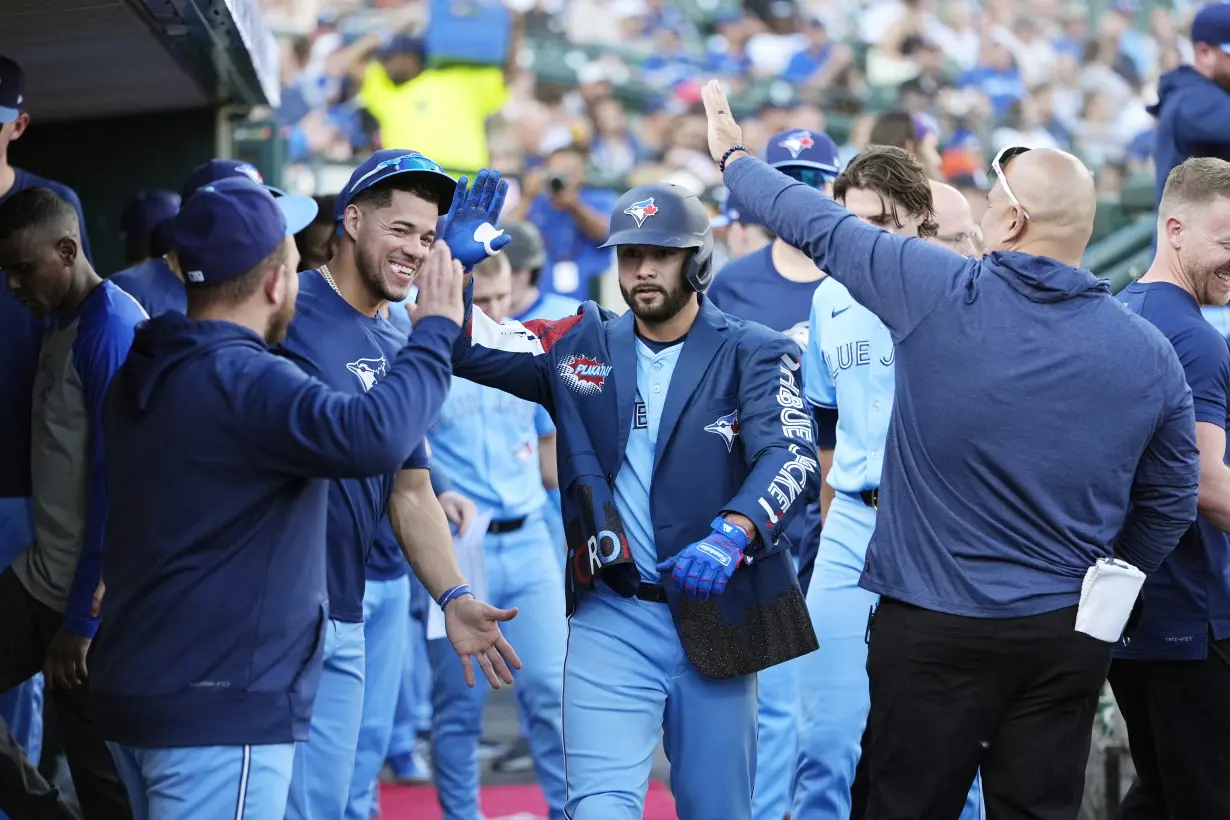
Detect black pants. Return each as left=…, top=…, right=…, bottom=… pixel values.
left=862, top=598, right=1112, bottom=820
left=1108, top=637, right=1230, bottom=820
left=0, top=568, right=130, bottom=819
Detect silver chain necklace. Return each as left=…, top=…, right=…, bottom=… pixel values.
left=319, top=264, right=342, bottom=296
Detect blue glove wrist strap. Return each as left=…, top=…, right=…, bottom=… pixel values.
left=710, top=517, right=750, bottom=552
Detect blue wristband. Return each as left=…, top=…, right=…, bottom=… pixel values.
left=710, top=517, right=751, bottom=551
left=437, top=583, right=473, bottom=610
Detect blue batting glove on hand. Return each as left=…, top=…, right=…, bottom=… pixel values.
left=657, top=517, right=750, bottom=602
left=441, top=168, right=511, bottom=270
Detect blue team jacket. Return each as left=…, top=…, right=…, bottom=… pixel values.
left=91, top=312, right=457, bottom=747
left=454, top=293, right=821, bottom=679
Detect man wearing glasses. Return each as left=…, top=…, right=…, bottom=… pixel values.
left=929, top=180, right=982, bottom=258
left=707, top=75, right=1199, bottom=820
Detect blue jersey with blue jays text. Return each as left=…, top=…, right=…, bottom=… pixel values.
left=109, top=257, right=186, bottom=317
left=615, top=336, right=686, bottom=582
left=277, top=270, right=429, bottom=622
left=1116, top=281, right=1230, bottom=661
left=804, top=277, right=896, bottom=493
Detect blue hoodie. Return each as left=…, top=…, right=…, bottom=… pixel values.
left=1150, top=67, right=1230, bottom=205
left=726, top=157, right=1200, bottom=619
left=91, top=311, right=457, bottom=748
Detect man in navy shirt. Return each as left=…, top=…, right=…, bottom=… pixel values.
left=119, top=190, right=180, bottom=268
left=706, top=127, right=838, bottom=820
left=279, top=150, right=516, bottom=820
left=1112, top=156, right=1230, bottom=819
left=92, top=176, right=516, bottom=819
left=109, top=159, right=316, bottom=317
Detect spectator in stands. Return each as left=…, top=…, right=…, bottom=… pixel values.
left=587, top=97, right=647, bottom=181
left=869, top=110, right=943, bottom=179
left=510, top=141, right=616, bottom=302
left=782, top=16, right=852, bottom=88
left=1149, top=2, right=1230, bottom=205
left=119, top=190, right=180, bottom=268
left=958, top=32, right=1026, bottom=118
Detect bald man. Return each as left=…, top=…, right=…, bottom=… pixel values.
left=928, top=179, right=981, bottom=257
left=707, top=82, right=1199, bottom=820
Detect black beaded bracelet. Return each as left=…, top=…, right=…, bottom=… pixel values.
left=719, top=145, right=749, bottom=174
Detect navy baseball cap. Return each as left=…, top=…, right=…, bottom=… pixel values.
left=172, top=177, right=318, bottom=287
left=335, top=149, right=457, bottom=220
left=0, top=56, right=26, bottom=125
left=122, top=190, right=181, bottom=240
left=181, top=159, right=318, bottom=236
left=1192, top=3, right=1230, bottom=52
left=711, top=191, right=761, bottom=228
left=766, top=129, right=841, bottom=177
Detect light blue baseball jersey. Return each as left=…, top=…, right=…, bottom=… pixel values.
left=516, top=291, right=582, bottom=323
left=614, top=336, right=685, bottom=582
left=426, top=377, right=556, bottom=520
left=803, top=278, right=896, bottom=494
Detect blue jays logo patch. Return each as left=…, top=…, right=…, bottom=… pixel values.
left=623, top=197, right=659, bottom=227
left=346, top=355, right=388, bottom=392
left=777, top=130, right=815, bottom=159
left=705, top=409, right=741, bottom=453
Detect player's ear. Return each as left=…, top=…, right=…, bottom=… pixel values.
left=343, top=203, right=363, bottom=242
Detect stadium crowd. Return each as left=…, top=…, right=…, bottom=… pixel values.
left=1, top=0, right=1229, bottom=819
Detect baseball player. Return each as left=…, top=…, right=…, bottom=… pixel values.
left=119, top=189, right=180, bottom=268
left=451, top=176, right=821, bottom=819
left=425, top=252, right=567, bottom=820
left=277, top=149, right=514, bottom=820
left=793, top=147, right=984, bottom=820
left=706, top=128, right=840, bottom=820
left=91, top=178, right=516, bottom=819
left=109, top=159, right=316, bottom=317
left=504, top=219, right=581, bottom=323
left=0, top=187, right=148, bottom=819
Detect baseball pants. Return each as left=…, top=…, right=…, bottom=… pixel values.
left=388, top=581, right=432, bottom=761
left=345, top=576, right=411, bottom=820
left=754, top=655, right=799, bottom=820
left=793, top=492, right=984, bottom=820
left=108, top=742, right=294, bottom=820
left=563, top=587, right=758, bottom=820
left=285, top=618, right=365, bottom=820
left=429, top=512, right=566, bottom=820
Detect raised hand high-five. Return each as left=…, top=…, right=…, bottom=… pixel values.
left=441, top=169, right=511, bottom=271
left=701, top=80, right=749, bottom=168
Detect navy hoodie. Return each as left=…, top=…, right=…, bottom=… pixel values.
left=727, top=158, right=1200, bottom=619
left=92, top=310, right=457, bottom=748
left=1150, top=67, right=1230, bottom=205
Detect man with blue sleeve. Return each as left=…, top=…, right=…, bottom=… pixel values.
left=427, top=252, right=567, bottom=820
left=706, top=81, right=1199, bottom=819
left=280, top=150, right=516, bottom=820
left=452, top=178, right=820, bottom=819
left=1110, top=157, right=1230, bottom=819
left=109, top=159, right=315, bottom=317
left=0, top=187, right=146, bottom=819
left=706, top=127, right=839, bottom=820
left=798, top=148, right=983, bottom=820
left=91, top=177, right=517, bottom=820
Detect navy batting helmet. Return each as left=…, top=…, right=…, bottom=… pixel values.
left=600, top=183, right=715, bottom=292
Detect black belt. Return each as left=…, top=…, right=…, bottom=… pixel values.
left=860, top=489, right=879, bottom=510
left=635, top=582, right=668, bottom=604
left=488, top=516, right=527, bottom=534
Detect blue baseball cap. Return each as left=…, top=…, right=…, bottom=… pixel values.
left=122, top=190, right=181, bottom=260
left=765, top=129, right=841, bottom=177
left=335, top=149, right=457, bottom=220
left=172, top=177, right=318, bottom=287
left=181, top=159, right=318, bottom=237
left=1192, top=3, right=1230, bottom=52
left=0, top=56, right=26, bottom=125
left=711, top=191, right=761, bottom=228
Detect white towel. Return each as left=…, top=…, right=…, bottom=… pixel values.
left=1074, top=557, right=1146, bottom=643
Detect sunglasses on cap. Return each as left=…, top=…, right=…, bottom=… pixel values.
left=780, top=167, right=835, bottom=190
left=990, top=145, right=1031, bottom=220
left=346, top=152, right=448, bottom=196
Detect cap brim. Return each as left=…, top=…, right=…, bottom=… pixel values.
left=600, top=229, right=704, bottom=250
left=771, top=159, right=840, bottom=176
left=341, top=168, right=458, bottom=215
left=277, top=195, right=320, bottom=236
left=1222, top=44, right=1230, bottom=55
left=0, top=106, right=18, bottom=125
left=710, top=214, right=732, bottom=228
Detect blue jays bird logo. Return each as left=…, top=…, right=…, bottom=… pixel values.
left=346, top=355, right=388, bottom=392
left=777, top=130, right=815, bottom=159
left=705, top=409, right=741, bottom=453
left=623, top=197, right=659, bottom=227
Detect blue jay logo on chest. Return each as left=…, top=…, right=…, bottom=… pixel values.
left=346, top=355, right=388, bottom=392
left=623, top=197, right=659, bottom=227
left=705, top=409, right=741, bottom=453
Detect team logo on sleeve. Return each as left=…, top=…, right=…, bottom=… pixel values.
left=558, top=354, right=613, bottom=395
left=705, top=409, right=741, bottom=453
left=623, top=197, right=659, bottom=227
left=777, top=131, right=815, bottom=159
left=346, top=355, right=389, bottom=391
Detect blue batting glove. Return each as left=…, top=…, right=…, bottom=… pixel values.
left=441, top=169, right=511, bottom=270
left=657, top=517, right=750, bottom=602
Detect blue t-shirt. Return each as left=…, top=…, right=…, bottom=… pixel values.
left=108, top=257, right=186, bottom=317
left=528, top=187, right=619, bottom=302
left=515, top=290, right=581, bottom=323
left=0, top=169, right=90, bottom=499
left=277, top=271, right=429, bottom=621
left=1116, top=281, right=1230, bottom=661
left=708, top=246, right=823, bottom=564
